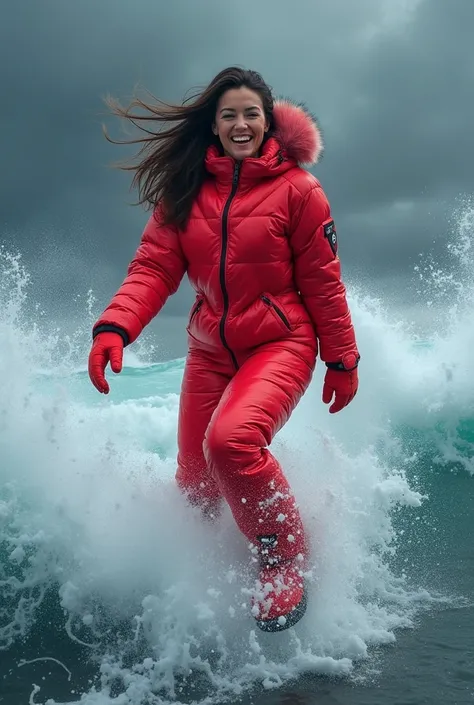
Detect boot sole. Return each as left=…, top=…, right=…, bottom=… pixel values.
left=254, top=585, right=307, bottom=632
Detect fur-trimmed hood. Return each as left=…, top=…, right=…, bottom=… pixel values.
left=272, top=99, right=323, bottom=166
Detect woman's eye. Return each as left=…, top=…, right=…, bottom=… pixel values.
left=220, top=112, right=260, bottom=120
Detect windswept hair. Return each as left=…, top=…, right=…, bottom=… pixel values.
left=103, top=67, right=274, bottom=229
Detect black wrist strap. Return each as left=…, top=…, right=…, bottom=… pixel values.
left=326, top=355, right=360, bottom=372
left=92, top=324, right=130, bottom=347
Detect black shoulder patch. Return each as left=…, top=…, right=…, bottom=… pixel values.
left=323, top=219, right=338, bottom=256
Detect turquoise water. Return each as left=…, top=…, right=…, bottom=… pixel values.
left=1, top=211, right=474, bottom=704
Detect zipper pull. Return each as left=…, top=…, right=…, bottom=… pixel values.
left=233, top=162, right=240, bottom=185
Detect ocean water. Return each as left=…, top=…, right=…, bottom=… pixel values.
left=1, top=201, right=474, bottom=705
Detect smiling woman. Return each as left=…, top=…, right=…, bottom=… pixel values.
left=212, top=86, right=270, bottom=159
left=89, top=66, right=360, bottom=632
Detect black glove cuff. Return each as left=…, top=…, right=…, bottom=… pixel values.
left=326, top=352, right=360, bottom=372
left=92, top=324, right=129, bottom=347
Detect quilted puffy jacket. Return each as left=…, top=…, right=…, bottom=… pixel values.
left=93, top=100, right=359, bottom=368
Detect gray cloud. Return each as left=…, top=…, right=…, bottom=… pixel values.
left=1, top=0, right=473, bottom=331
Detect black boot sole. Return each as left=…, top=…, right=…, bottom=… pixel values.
left=254, top=585, right=307, bottom=632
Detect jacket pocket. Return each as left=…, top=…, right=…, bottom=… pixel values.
left=188, top=297, right=203, bottom=326
left=261, top=294, right=292, bottom=331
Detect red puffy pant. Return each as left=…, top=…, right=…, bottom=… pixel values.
left=175, top=340, right=315, bottom=564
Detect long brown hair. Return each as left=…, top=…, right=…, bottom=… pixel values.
left=103, top=67, right=275, bottom=229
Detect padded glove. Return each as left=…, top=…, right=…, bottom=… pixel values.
left=322, top=367, right=358, bottom=414
left=88, top=332, right=124, bottom=394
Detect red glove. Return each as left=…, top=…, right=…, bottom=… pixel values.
left=88, top=332, right=124, bottom=394
left=322, top=367, right=358, bottom=414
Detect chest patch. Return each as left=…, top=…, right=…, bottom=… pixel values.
left=323, top=219, right=338, bottom=256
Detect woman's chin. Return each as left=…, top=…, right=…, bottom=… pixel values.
left=226, top=143, right=259, bottom=161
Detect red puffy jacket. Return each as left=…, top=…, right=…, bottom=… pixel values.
left=93, top=100, right=358, bottom=368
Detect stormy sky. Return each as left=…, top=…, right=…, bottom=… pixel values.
left=1, top=0, right=474, bottom=358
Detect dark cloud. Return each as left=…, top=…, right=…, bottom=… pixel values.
left=1, top=0, right=473, bottom=331
left=327, top=0, right=474, bottom=256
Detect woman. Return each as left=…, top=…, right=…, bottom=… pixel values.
left=88, top=67, right=360, bottom=632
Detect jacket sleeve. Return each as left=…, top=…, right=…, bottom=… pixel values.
left=288, top=183, right=359, bottom=363
left=92, top=207, right=187, bottom=345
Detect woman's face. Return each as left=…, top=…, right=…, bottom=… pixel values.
left=213, top=86, right=269, bottom=160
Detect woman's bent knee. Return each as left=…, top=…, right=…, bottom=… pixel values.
left=203, top=417, right=263, bottom=472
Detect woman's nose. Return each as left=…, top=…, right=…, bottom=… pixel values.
left=234, top=115, right=248, bottom=129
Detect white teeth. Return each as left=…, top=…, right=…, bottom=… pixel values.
left=231, top=136, right=252, bottom=143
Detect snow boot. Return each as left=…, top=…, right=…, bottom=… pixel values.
left=251, top=558, right=307, bottom=632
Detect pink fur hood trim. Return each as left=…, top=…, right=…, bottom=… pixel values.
left=272, top=100, right=323, bottom=166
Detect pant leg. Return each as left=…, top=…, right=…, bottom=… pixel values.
left=203, top=342, right=315, bottom=564
left=175, top=348, right=232, bottom=508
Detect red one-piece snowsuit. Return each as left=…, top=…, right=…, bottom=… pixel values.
left=92, top=100, right=359, bottom=576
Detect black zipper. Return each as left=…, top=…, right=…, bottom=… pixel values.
left=261, top=295, right=291, bottom=330
left=219, top=161, right=241, bottom=368
left=189, top=298, right=203, bottom=324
